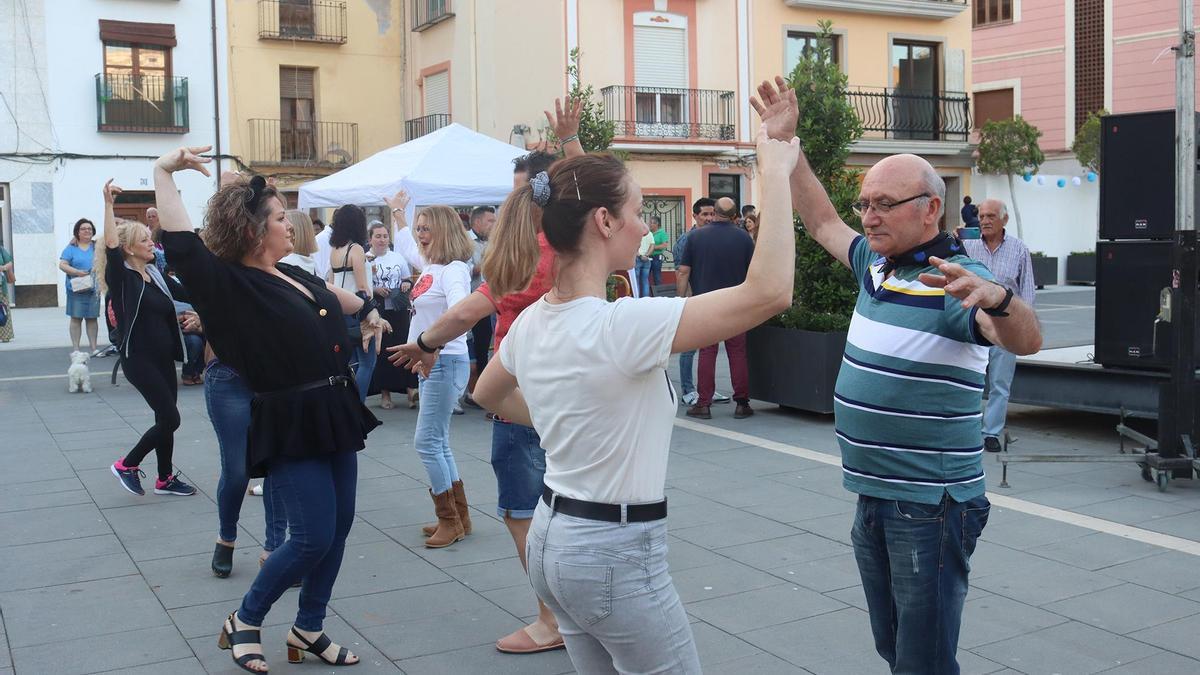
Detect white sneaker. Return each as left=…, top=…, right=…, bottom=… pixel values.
left=713, top=392, right=731, bottom=404
left=247, top=484, right=263, bottom=497
left=681, top=391, right=698, bottom=406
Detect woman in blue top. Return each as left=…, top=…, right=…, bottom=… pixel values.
left=59, top=218, right=102, bottom=354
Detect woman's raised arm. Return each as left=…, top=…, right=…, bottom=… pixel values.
left=152, top=146, right=212, bottom=233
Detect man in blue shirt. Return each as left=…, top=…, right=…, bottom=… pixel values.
left=677, top=197, right=756, bottom=419
left=674, top=198, right=728, bottom=406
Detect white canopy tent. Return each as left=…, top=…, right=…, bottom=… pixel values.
left=297, top=123, right=527, bottom=222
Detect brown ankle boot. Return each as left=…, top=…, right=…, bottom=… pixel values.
left=423, top=480, right=471, bottom=537
left=425, top=488, right=464, bottom=548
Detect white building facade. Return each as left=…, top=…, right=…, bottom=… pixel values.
left=0, top=0, right=229, bottom=307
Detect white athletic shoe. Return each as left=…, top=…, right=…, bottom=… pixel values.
left=681, top=391, right=699, bottom=406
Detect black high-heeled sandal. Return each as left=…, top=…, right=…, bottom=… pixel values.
left=286, top=627, right=359, bottom=666
left=217, top=612, right=267, bottom=673
left=211, top=542, right=233, bottom=578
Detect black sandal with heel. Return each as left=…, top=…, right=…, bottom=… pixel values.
left=286, top=627, right=359, bottom=666
left=217, top=612, right=267, bottom=673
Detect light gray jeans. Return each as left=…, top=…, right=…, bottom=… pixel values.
left=526, top=500, right=701, bottom=674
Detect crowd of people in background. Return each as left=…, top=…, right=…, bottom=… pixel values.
left=10, top=75, right=1048, bottom=675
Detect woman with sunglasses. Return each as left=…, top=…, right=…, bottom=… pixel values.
left=154, top=147, right=387, bottom=673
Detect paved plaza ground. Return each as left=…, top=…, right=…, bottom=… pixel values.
left=4, top=288, right=1200, bottom=674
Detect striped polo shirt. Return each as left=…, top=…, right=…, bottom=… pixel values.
left=835, top=235, right=994, bottom=505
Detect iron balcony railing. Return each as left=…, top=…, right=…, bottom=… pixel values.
left=247, top=119, right=358, bottom=167
left=96, top=73, right=188, bottom=133
left=412, top=0, right=454, bottom=31
left=847, top=87, right=971, bottom=142
left=405, top=113, right=451, bottom=141
left=600, top=85, right=735, bottom=142
left=259, top=0, right=347, bottom=44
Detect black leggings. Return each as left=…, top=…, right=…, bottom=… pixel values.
left=121, top=352, right=180, bottom=481
left=471, top=314, right=493, bottom=371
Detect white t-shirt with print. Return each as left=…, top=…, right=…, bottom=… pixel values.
left=408, top=260, right=471, bottom=356
left=498, top=295, right=687, bottom=504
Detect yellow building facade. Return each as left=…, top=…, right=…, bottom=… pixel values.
left=401, top=0, right=974, bottom=252
left=224, top=0, right=406, bottom=204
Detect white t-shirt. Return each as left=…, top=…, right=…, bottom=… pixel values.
left=498, top=295, right=687, bottom=504
left=279, top=253, right=316, bottom=276
left=369, top=249, right=411, bottom=290
left=313, top=228, right=333, bottom=280
left=408, top=260, right=471, bottom=356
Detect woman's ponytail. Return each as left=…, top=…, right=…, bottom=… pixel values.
left=481, top=184, right=543, bottom=298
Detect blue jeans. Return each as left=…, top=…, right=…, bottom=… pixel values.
left=345, top=315, right=376, bottom=403
left=491, top=419, right=546, bottom=519
left=238, top=450, right=358, bottom=631
left=204, top=362, right=288, bottom=549
left=649, top=256, right=663, bottom=287
left=983, top=346, right=1016, bottom=438
left=527, top=501, right=700, bottom=673
left=182, top=334, right=205, bottom=379
left=635, top=258, right=651, bottom=297
left=415, top=353, right=469, bottom=494
left=678, top=350, right=696, bottom=396
left=851, top=494, right=991, bottom=675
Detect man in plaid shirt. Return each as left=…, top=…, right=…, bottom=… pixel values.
left=962, top=199, right=1037, bottom=452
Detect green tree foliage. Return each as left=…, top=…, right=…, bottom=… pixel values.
left=1071, top=108, right=1106, bottom=174
left=976, top=116, right=1045, bottom=238
left=547, top=48, right=616, bottom=153
left=776, top=20, right=864, bottom=332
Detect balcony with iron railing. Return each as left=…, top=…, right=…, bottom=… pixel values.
left=412, top=0, right=453, bottom=31
left=784, top=0, right=967, bottom=19
left=601, top=86, right=736, bottom=143
left=405, top=113, right=451, bottom=141
left=847, top=87, right=971, bottom=143
left=95, top=73, right=188, bottom=133
left=247, top=119, right=358, bottom=167
left=259, top=0, right=347, bottom=44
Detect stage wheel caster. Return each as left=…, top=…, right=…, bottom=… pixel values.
left=1140, top=463, right=1152, bottom=483
left=1156, top=470, right=1170, bottom=492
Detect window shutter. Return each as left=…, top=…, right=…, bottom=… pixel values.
left=99, top=20, right=176, bottom=47
left=634, top=26, right=687, bottom=89
left=974, top=89, right=1014, bottom=128
left=280, top=67, right=314, bottom=100
left=1075, top=0, right=1105, bottom=131
left=424, top=71, right=449, bottom=115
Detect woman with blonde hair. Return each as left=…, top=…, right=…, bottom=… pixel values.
left=281, top=210, right=318, bottom=274
left=97, top=180, right=194, bottom=498
left=472, top=124, right=799, bottom=672
left=154, top=147, right=387, bottom=673
left=391, top=200, right=477, bottom=548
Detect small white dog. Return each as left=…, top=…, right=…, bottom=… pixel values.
left=67, top=350, right=92, bottom=393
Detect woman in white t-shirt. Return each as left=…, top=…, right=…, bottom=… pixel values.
left=366, top=221, right=416, bottom=410
left=393, top=204, right=477, bottom=548
left=473, top=126, right=799, bottom=672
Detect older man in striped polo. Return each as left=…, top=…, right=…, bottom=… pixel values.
left=752, top=77, right=1043, bottom=674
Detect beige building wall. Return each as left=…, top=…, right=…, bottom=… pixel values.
left=225, top=0, right=405, bottom=190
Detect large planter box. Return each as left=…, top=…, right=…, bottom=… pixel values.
left=1031, top=256, right=1059, bottom=288
left=746, top=324, right=847, bottom=414
left=1066, top=253, right=1096, bottom=285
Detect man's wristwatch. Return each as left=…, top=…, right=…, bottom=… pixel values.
left=982, top=283, right=1014, bottom=317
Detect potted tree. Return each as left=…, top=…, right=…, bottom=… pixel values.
left=1067, top=108, right=1103, bottom=285
left=1030, top=251, right=1059, bottom=288
left=1066, top=250, right=1096, bottom=284
left=746, top=21, right=862, bottom=414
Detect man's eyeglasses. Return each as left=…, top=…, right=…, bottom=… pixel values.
left=850, top=193, right=929, bottom=217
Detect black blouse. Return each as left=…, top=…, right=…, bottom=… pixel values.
left=161, top=231, right=380, bottom=477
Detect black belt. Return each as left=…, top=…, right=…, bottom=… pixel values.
left=541, top=485, right=667, bottom=523
left=256, top=375, right=352, bottom=400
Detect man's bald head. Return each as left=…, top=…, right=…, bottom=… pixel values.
left=858, top=154, right=946, bottom=257
left=715, top=197, right=738, bottom=220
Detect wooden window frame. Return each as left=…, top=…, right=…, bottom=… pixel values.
left=974, top=0, right=1013, bottom=28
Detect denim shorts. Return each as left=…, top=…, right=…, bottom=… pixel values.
left=490, top=418, right=546, bottom=519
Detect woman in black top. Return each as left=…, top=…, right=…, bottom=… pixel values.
left=153, top=147, right=388, bottom=673
left=97, top=179, right=195, bottom=498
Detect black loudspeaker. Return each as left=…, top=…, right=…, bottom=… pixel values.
left=1099, top=110, right=1200, bottom=240
left=1095, top=240, right=1200, bottom=369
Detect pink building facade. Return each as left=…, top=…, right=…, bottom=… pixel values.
left=972, top=0, right=1194, bottom=158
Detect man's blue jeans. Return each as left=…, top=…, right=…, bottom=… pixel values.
left=415, top=353, right=469, bottom=494
left=851, top=494, right=991, bottom=675
left=983, top=346, right=1016, bottom=438
left=239, top=450, right=357, bottom=632
left=635, top=258, right=652, bottom=297
left=182, top=334, right=205, bottom=380
left=678, top=350, right=696, bottom=396
left=204, top=361, right=288, bottom=549
left=649, top=255, right=663, bottom=287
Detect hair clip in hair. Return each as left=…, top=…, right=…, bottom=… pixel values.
left=572, top=171, right=581, bottom=201
left=531, top=171, right=552, bottom=207
left=245, top=175, right=268, bottom=212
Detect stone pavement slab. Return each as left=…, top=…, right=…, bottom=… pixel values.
left=4, top=343, right=1200, bottom=674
